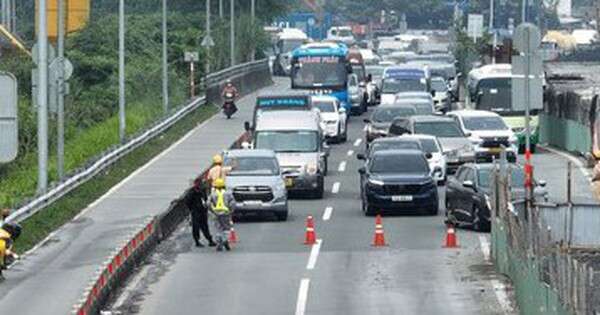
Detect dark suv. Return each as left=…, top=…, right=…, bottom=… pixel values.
left=359, top=150, right=438, bottom=216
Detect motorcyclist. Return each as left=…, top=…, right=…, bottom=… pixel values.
left=0, top=222, right=21, bottom=279
left=208, top=178, right=235, bottom=252
left=221, top=79, right=239, bottom=118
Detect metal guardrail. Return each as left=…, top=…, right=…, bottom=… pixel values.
left=6, top=59, right=269, bottom=224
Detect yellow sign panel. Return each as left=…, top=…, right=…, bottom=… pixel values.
left=35, top=0, right=90, bottom=40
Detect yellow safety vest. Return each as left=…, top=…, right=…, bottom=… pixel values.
left=212, top=189, right=230, bottom=214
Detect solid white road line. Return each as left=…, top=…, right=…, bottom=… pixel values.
left=478, top=235, right=513, bottom=314
left=354, top=138, right=362, bottom=147
left=322, top=207, right=333, bottom=221
left=331, top=182, right=340, bottom=194
left=295, top=278, right=311, bottom=315
left=347, top=150, right=354, bottom=157
left=306, top=239, right=322, bottom=270
left=338, top=161, right=347, bottom=172
left=542, top=145, right=592, bottom=182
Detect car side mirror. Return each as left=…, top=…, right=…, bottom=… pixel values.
left=425, top=153, right=433, bottom=159
left=357, top=153, right=366, bottom=160
left=431, top=90, right=436, bottom=97
left=340, top=107, right=346, bottom=113
left=363, top=118, right=371, bottom=123
left=464, top=131, right=472, bottom=137
left=244, top=121, right=251, bottom=132
left=463, top=180, right=475, bottom=190
left=538, top=180, right=547, bottom=187
left=358, top=167, right=366, bottom=174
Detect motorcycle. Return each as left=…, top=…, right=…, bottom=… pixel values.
left=222, top=92, right=238, bottom=119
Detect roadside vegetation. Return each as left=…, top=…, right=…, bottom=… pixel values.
left=0, top=1, right=288, bottom=210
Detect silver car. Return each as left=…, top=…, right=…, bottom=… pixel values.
left=223, top=149, right=289, bottom=221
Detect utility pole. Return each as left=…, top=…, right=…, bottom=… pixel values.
left=162, top=0, right=169, bottom=113
left=118, top=0, right=126, bottom=143
left=490, top=0, right=496, bottom=64
left=219, top=0, right=223, bottom=18
left=250, top=0, right=255, bottom=61
left=37, top=0, right=49, bottom=193
left=230, top=0, right=235, bottom=67
left=522, top=0, right=527, bottom=23
left=57, top=0, right=66, bottom=180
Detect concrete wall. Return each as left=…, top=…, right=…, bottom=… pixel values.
left=539, top=113, right=592, bottom=155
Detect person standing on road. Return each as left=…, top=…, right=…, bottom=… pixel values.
left=0, top=209, right=10, bottom=227
left=208, top=178, right=235, bottom=252
left=184, top=179, right=217, bottom=247
left=206, top=154, right=233, bottom=190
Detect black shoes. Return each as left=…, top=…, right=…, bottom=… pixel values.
left=208, top=240, right=217, bottom=247
left=195, top=241, right=205, bottom=248
left=224, top=241, right=231, bottom=251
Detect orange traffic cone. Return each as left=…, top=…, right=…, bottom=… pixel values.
left=228, top=221, right=239, bottom=244
left=443, top=224, right=458, bottom=248
left=304, top=216, right=317, bottom=245
left=372, top=215, right=387, bottom=247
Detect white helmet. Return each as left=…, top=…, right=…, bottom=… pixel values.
left=241, top=141, right=251, bottom=149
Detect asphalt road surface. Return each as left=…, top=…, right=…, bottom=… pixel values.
left=108, top=80, right=570, bottom=315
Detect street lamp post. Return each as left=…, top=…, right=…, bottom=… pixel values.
left=250, top=0, right=255, bottom=61
left=206, top=0, right=211, bottom=74
left=162, top=0, right=169, bottom=113
left=118, top=0, right=126, bottom=143
left=37, top=0, right=49, bottom=193
left=57, top=0, right=66, bottom=179
left=230, top=0, right=235, bottom=67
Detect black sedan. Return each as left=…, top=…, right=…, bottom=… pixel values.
left=364, top=105, right=417, bottom=145
left=446, top=163, right=548, bottom=231
left=359, top=150, right=438, bottom=216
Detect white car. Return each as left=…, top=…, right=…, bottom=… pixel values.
left=430, top=76, right=451, bottom=112
left=447, top=110, right=518, bottom=163
left=312, top=95, right=348, bottom=143
left=401, top=134, right=447, bottom=185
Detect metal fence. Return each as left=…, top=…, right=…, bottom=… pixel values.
left=491, top=164, right=600, bottom=314
left=6, top=59, right=270, bottom=224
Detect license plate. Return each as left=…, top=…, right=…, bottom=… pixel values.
left=392, top=195, right=413, bottom=202
left=285, top=178, right=294, bottom=188
left=244, top=200, right=262, bottom=206
left=488, top=147, right=502, bottom=153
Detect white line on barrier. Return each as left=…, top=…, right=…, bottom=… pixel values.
left=478, top=235, right=513, bottom=314
left=541, top=145, right=592, bottom=182
left=295, top=278, right=311, bottom=315
left=332, top=182, right=340, bottom=194
left=306, top=239, right=322, bottom=270
left=338, top=161, right=347, bottom=172
left=323, top=207, right=333, bottom=221
left=347, top=150, right=354, bottom=157
left=354, top=139, right=362, bottom=147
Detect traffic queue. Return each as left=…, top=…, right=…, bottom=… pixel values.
left=202, top=34, right=550, bottom=255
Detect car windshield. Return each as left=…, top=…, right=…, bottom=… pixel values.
left=394, top=102, right=432, bottom=115
left=382, top=79, right=427, bottom=93
left=337, top=29, right=352, bottom=37
left=313, top=101, right=336, bottom=113
left=255, top=131, right=319, bottom=153
left=372, top=107, right=417, bottom=122
left=418, top=138, right=440, bottom=153
left=414, top=121, right=464, bottom=137
left=225, top=157, right=280, bottom=176
left=370, top=141, right=421, bottom=154
left=366, top=66, right=384, bottom=79
left=370, top=154, right=429, bottom=173
left=463, top=116, right=508, bottom=130
left=478, top=167, right=526, bottom=188
left=281, top=39, right=304, bottom=53
left=431, top=78, right=447, bottom=92
left=292, top=57, right=347, bottom=88
left=352, top=65, right=366, bottom=81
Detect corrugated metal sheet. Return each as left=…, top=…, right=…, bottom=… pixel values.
left=539, top=204, right=600, bottom=247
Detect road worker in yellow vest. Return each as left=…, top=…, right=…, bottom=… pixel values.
left=0, top=222, right=21, bottom=280
left=208, top=178, right=235, bottom=251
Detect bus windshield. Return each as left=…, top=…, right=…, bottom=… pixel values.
left=352, top=65, right=366, bottom=82
left=292, top=56, right=347, bottom=89
left=280, top=39, right=305, bottom=53
left=382, top=79, right=427, bottom=93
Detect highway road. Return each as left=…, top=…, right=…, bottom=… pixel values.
left=105, top=79, right=599, bottom=315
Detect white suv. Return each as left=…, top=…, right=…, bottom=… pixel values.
left=312, top=95, right=348, bottom=143
left=447, top=110, right=518, bottom=163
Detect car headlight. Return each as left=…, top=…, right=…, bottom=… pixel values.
left=368, top=178, right=384, bottom=186
left=470, top=136, right=483, bottom=146
left=485, top=195, right=492, bottom=210
left=305, top=163, right=318, bottom=175
left=460, top=144, right=475, bottom=154
left=325, top=120, right=338, bottom=125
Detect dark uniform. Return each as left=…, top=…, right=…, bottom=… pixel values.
left=185, top=180, right=216, bottom=247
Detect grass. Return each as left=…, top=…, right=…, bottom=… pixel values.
left=12, top=103, right=217, bottom=253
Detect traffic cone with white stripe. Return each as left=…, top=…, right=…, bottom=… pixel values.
left=443, top=224, right=458, bottom=248
left=372, top=215, right=387, bottom=247
left=228, top=221, right=239, bottom=244
left=304, top=216, right=317, bottom=245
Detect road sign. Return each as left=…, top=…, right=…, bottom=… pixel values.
left=467, top=14, right=483, bottom=41
left=201, top=35, right=215, bottom=48
left=514, top=23, right=541, bottom=54
left=0, top=72, right=18, bottom=163
left=184, top=51, right=199, bottom=62
left=49, top=57, right=74, bottom=81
